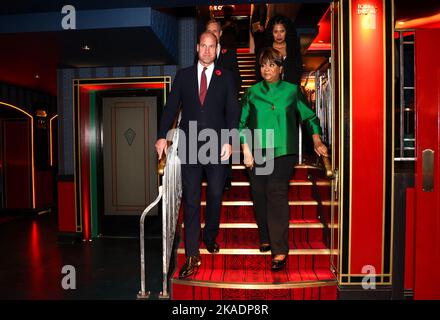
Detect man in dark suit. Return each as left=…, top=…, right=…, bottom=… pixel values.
left=205, top=19, right=241, bottom=190
left=197, top=19, right=242, bottom=96
left=155, top=31, right=240, bottom=279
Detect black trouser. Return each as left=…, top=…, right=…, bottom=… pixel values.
left=181, top=163, right=227, bottom=257
left=247, top=155, right=297, bottom=255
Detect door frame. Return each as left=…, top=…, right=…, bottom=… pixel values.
left=96, top=90, right=163, bottom=236
left=72, top=77, right=171, bottom=240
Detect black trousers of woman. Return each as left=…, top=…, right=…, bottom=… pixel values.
left=247, top=154, right=297, bottom=255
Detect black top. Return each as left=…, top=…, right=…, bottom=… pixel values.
left=255, top=16, right=303, bottom=85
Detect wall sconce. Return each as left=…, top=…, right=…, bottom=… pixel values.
left=357, top=4, right=378, bottom=30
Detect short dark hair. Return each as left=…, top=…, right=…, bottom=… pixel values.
left=206, top=19, right=221, bottom=29
left=198, top=31, right=218, bottom=45
left=259, top=47, right=283, bottom=67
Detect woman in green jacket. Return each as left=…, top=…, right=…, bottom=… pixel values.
left=239, top=47, right=328, bottom=270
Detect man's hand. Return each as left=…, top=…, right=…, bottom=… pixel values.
left=220, top=144, right=232, bottom=161
left=312, top=134, right=329, bottom=157
left=155, top=138, right=168, bottom=160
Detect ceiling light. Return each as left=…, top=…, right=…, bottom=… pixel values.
left=82, top=45, right=91, bottom=51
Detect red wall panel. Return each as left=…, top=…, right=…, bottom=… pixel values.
left=35, top=170, right=54, bottom=208
left=404, top=187, right=415, bottom=291
left=57, top=181, right=76, bottom=233
left=414, top=28, right=440, bottom=300
left=350, top=0, right=385, bottom=274
left=3, top=120, right=31, bottom=208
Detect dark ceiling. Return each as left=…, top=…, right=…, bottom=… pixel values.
left=0, top=0, right=438, bottom=96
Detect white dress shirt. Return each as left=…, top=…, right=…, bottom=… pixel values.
left=197, top=61, right=215, bottom=94
left=217, top=44, right=221, bottom=59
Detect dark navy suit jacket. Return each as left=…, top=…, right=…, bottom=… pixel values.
left=216, top=48, right=242, bottom=94
left=158, top=65, right=240, bottom=161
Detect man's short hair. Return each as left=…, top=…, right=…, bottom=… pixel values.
left=198, top=30, right=219, bottom=45
left=206, top=19, right=221, bottom=29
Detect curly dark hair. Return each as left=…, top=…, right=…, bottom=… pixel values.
left=264, top=14, right=294, bottom=46
left=255, top=14, right=303, bottom=85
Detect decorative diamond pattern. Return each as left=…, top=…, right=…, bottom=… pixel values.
left=124, top=128, right=136, bottom=146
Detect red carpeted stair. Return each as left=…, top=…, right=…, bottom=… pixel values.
left=171, top=164, right=338, bottom=300
left=170, top=52, right=338, bottom=300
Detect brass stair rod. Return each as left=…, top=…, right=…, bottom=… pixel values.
left=322, top=156, right=333, bottom=178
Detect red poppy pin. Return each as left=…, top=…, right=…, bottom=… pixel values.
left=221, top=48, right=227, bottom=54
left=215, top=69, right=222, bottom=76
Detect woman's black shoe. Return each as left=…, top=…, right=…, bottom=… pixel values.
left=271, top=255, right=287, bottom=271
left=259, top=243, right=271, bottom=252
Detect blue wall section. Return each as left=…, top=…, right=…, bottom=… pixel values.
left=178, top=17, right=197, bottom=68
left=0, top=82, right=56, bottom=115
left=0, top=8, right=151, bottom=33
left=150, top=9, right=178, bottom=63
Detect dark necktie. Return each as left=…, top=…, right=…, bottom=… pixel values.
left=199, top=67, right=207, bottom=106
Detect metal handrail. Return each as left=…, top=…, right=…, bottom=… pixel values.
left=137, top=186, right=164, bottom=299
left=138, top=113, right=182, bottom=300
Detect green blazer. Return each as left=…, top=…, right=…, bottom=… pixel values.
left=239, top=80, right=322, bottom=159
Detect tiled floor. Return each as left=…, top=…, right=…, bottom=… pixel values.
left=0, top=211, right=163, bottom=300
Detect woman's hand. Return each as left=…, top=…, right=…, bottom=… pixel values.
left=241, top=144, right=254, bottom=169
left=312, top=134, right=329, bottom=157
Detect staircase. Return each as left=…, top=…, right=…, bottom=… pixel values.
left=237, top=51, right=258, bottom=97
left=169, top=52, right=338, bottom=300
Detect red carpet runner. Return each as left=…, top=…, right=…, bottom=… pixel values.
left=171, top=164, right=337, bottom=300
left=170, top=52, right=337, bottom=300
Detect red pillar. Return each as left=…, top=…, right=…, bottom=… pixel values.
left=337, top=0, right=394, bottom=295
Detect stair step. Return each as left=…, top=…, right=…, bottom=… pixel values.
left=240, top=73, right=256, bottom=78
left=177, top=247, right=336, bottom=256
left=180, top=228, right=329, bottom=249
left=191, top=221, right=337, bottom=229
left=231, top=164, right=328, bottom=180
left=194, top=204, right=334, bottom=223
left=232, top=164, right=322, bottom=170
left=200, top=200, right=333, bottom=206
left=201, top=181, right=331, bottom=202
left=239, top=69, right=256, bottom=73
left=172, top=267, right=336, bottom=290
left=172, top=283, right=337, bottom=300
left=201, top=180, right=330, bottom=187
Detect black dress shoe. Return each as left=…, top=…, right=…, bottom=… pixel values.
left=204, top=241, right=220, bottom=254
left=178, top=255, right=201, bottom=279
left=259, top=243, right=271, bottom=252
left=271, top=255, right=287, bottom=271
